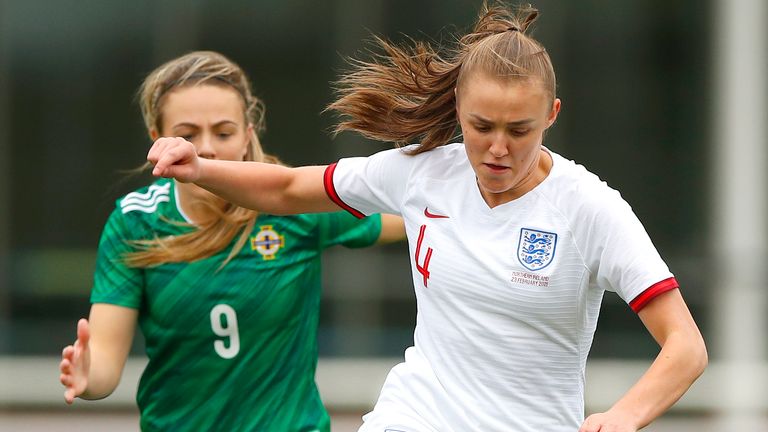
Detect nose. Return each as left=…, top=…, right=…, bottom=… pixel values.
left=196, top=133, right=216, bottom=159
left=488, top=134, right=509, bottom=158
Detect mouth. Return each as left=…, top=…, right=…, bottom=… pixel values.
left=483, top=163, right=509, bottom=173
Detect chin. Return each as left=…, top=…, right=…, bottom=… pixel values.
left=478, top=177, right=513, bottom=192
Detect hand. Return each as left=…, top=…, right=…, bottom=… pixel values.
left=147, top=137, right=201, bottom=183
left=59, top=318, right=91, bottom=404
left=579, top=411, right=639, bottom=432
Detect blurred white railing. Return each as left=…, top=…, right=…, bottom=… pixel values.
left=2, top=356, right=766, bottom=413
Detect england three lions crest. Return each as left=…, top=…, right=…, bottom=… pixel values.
left=517, top=228, right=558, bottom=271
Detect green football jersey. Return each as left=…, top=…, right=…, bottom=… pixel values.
left=91, top=179, right=381, bottom=432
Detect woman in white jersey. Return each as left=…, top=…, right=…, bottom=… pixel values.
left=146, top=4, right=707, bottom=432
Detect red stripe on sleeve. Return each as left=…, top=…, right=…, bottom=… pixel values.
left=323, top=163, right=366, bottom=219
left=629, top=277, right=680, bottom=313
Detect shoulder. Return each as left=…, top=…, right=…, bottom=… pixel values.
left=404, top=142, right=470, bottom=179
left=117, top=179, right=174, bottom=216
left=415, top=142, right=467, bottom=165
left=334, top=142, right=468, bottom=187
left=542, top=152, right=631, bottom=220
left=364, top=142, right=465, bottom=167
left=102, top=179, right=176, bottom=237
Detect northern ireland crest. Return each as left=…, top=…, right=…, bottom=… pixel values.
left=250, top=225, right=285, bottom=260
left=517, top=228, right=557, bottom=271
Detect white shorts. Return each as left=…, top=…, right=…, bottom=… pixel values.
left=358, top=348, right=451, bottom=432
left=357, top=405, right=440, bottom=432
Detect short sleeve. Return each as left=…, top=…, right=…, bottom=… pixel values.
left=90, top=208, right=145, bottom=308
left=318, top=212, right=382, bottom=249
left=324, top=147, right=418, bottom=218
left=581, top=189, right=677, bottom=312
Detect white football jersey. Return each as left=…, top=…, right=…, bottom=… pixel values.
left=324, top=143, right=678, bottom=432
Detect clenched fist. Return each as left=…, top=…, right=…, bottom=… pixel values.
left=147, top=137, right=202, bottom=183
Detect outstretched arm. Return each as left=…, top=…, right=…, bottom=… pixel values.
left=579, top=289, right=707, bottom=432
left=148, top=137, right=338, bottom=215
left=59, top=304, right=138, bottom=403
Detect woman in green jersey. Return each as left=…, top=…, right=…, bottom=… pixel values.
left=59, top=50, right=403, bottom=431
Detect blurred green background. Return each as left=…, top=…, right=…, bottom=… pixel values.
left=0, top=0, right=712, bottom=360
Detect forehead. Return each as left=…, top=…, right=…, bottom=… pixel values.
left=161, top=84, right=245, bottom=123
left=456, top=74, right=549, bottom=119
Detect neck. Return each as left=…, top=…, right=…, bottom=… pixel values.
left=509, top=148, right=544, bottom=192
left=175, top=181, right=226, bottom=225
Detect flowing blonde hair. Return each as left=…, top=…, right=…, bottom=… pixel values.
left=328, top=2, right=554, bottom=155
left=124, top=51, right=279, bottom=268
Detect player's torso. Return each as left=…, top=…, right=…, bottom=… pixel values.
left=141, top=213, right=324, bottom=333
left=398, top=163, right=592, bottom=429
left=125, top=184, right=329, bottom=431
left=403, top=166, right=589, bottom=333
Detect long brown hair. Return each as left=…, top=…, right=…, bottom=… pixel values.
left=327, top=2, right=554, bottom=155
left=124, top=51, right=278, bottom=268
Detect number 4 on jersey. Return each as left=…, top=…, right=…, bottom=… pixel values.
left=415, top=225, right=433, bottom=287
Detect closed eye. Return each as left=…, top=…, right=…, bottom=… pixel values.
left=509, top=129, right=531, bottom=137
left=473, top=123, right=491, bottom=133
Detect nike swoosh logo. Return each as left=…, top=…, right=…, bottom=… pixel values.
left=424, top=207, right=449, bottom=219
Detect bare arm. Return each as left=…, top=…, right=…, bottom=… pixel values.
left=377, top=214, right=406, bottom=244
left=148, top=137, right=338, bottom=214
left=59, top=304, right=138, bottom=403
left=579, top=289, right=707, bottom=432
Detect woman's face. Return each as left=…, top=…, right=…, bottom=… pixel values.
left=153, top=84, right=254, bottom=204
left=155, top=84, right=251, bottom=161
left=456, top=74, right=560, bottom=206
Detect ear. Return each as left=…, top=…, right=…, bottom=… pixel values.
left=546, top=98, right=561, bottom=128
left=149, top=129, right=160, bottom=141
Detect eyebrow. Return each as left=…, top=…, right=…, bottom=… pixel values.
left=171, top=120, right=239, bottom=130
left=468, top=114, right=535, bottom=127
